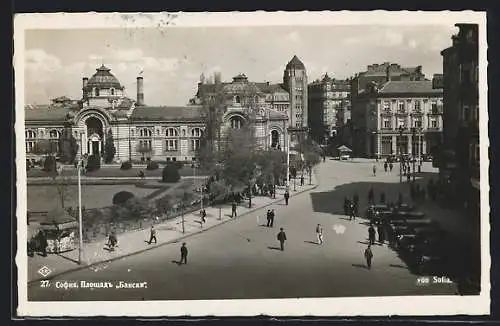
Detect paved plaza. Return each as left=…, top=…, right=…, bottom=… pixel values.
left=27, top=159, right=477, bottom=301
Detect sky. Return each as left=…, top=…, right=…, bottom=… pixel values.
left=24, top=25, right=458, bottom=106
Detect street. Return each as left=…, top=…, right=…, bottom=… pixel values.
left=28, top=159, right=462, bottom=301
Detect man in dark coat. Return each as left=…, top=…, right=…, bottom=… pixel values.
left=389, top=162, right=394, bottom=172
left=384, top=162, right=388, bottom=172
left=277, top=228, right=287, bottom=251
left=147, top=225, right=157, bottom=244
left=180, top=242, right=188, bottom=264
left=284, top=190, right=290, bottom=205
left=270, top=209, right=275, bottom=227
left=266, top=209, right=272, bottom=227
left=300, top=175, right=304, bottom=186
left=368, top=224, right=376, bottom=245
left=364, top=245, right=373, bottom=269
left=231, top=201, right=237, bottom=218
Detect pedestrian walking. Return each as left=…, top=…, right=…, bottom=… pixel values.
left=266, top=209, right=272, bottom=227
left=300, top=175, right=304, bottom=186
left=270, top=209, right=275, bottom=227
left=377, top=224, right=385, bottom=244
left=316, top=224, right=324, bottom=245
left=349, top=202, right=356, bottom=221
left=231, top=201, right=237, bottom=218
left=368, top=187, right=374, bottom=204
left=372, top=164, right=377, bottom=176
left=147, top=225, right=157, bottom=244
left=368, top=224, right=376, bottom=245
left=180, top=242, right=188, bottom=264
left=284, top=190, right=290, bottom=205
left=384, top=162, right=388, bottom=172
left=277, top=228, right=287, bottom=251
left=389, top=162, right=394, bottom=172
left=107, top=231, right=118, bottom=250
left=407, top=172, right=411, bottom=183
left=364, top=244, right=373, bottom=269
left=200, top=208, right=207, bottom=223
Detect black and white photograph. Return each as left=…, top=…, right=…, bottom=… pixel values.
left=15, top=11, right=489, bottom=316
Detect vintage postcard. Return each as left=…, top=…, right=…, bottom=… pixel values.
left=15, top=11, right=490, bottom=316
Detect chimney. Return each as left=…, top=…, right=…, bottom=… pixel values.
left=214, top=72, right=221, bottom=84
left=136, top=76, right=144, bottom=106
left=82, top=77, right=88, bottom=98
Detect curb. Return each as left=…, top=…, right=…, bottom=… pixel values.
left=28, top=183, right=318, bottom=285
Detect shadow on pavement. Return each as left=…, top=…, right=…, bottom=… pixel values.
left=304, top=240, right=318, bottom=245
left=352, top=263, right=368, bottom=269
left=389, top=263, right=408, bottom=269
left=309, top=171, right=481, bottom=295
left=267, top=246, right=281, bottom=251
left=171, top=260, right=181, bottom=266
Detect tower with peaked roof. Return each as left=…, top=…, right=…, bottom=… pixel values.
left=283, top=55, right=308, bottom=128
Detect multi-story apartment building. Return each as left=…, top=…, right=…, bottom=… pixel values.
left=308, top=73, right=350, bottom=143
left=351, top=77, right=443, bottom=159
left=437, top=23, right=479, bottom=212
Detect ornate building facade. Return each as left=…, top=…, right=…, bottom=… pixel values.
left=350, top=78, right=443, bottom=158
left=24, top=64, right=289, bottom=165
left=308, top=73, right=351, bottom=143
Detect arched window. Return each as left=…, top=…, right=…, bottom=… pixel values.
left=271, top=130, right=280, bottom=148
left=49, top=130, right=60, bottom=139
left=191, top=127, right=203, bottom=138
left=230, top=116, right=244, bottom=129
left=235, top=95, right=241, bottom=104
left=25, top=130, right=37, bottom=139
left=139, top=128, right=152, bottom=137
left=165, top=128, right=178, bottom=137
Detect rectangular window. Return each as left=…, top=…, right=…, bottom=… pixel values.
left=414, top=119, right=422, bottom=128
left=398, top=101, right=405, bottom=113
left=166, top=140, right=178, bottom=151
left=190, top=139, right=200, bottom=151
left=414, top=100, right=421, bottom=112
left=431, top=102, right=439, bottom=115
left=383, top=118, right=391, bottom=129
left=430, top=119, right=438, bottom=128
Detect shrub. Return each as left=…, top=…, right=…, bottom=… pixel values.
left=120, top=161, right=133, bottom=170
left=162, top=164, right=181, bottom=183
left=112, top=191, right=135, bottom=206
left=146, top=161, right=159, bottom=170
left=42, top=156, right=57, bottom=172
left=86, top=154, right=101, bottom=172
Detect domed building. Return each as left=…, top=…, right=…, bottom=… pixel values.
left=24, top=58, right=299, bottom=166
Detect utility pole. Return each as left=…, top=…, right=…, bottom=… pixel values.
left=399, top=126, right=404, bottom=184
left=78, top=156, right=83, bottom=265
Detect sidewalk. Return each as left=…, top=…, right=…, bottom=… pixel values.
left=27, top=174, right=318, bottom=283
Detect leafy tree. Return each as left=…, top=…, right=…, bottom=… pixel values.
left=58, top=127, right=78, bottom=164
left=162, top=163, right=180, bottom=183
left=103, top=129, right=116, bottom=164
left=33, top=139, right=57, bottom=157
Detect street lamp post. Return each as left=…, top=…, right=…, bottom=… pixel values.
left=77, top=156, right=83, bottom=265
left=411, top=127, right=417, bottom=182
left=398, top=126, right=404, bottom=183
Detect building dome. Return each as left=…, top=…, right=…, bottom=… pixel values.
left=285, top=55, right=306, bottom=70
left=87, top=65, right=122, bottom=89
